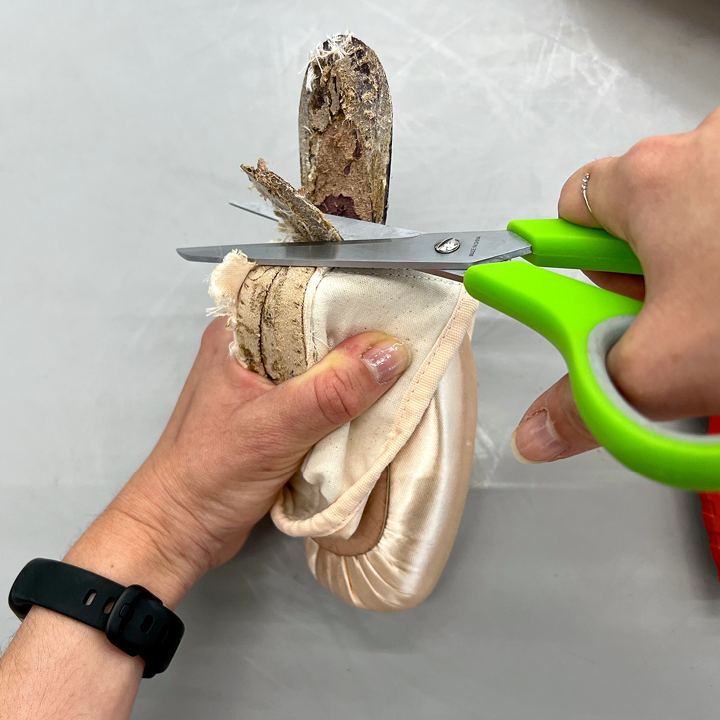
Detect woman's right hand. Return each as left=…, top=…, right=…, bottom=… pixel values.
left=512, top=109, right=720, bottom=464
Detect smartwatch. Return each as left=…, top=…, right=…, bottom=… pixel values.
left=8, top=558, right=184, bottom=678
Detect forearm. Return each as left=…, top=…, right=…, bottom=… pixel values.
left=0, top=483, right=204, bottom=720
left=0, top=606, right=142, bottom=720
left=0, top=321, right=408, bottom=718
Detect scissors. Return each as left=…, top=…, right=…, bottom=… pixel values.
left=178, top=202, right=720, bottom=491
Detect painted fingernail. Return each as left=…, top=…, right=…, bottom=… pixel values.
left=511, top=410, right=567, bottom=464
left=362, top=338, right=410, bottom=384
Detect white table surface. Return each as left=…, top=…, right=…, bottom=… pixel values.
left=2, top=1, right=720, bottom=717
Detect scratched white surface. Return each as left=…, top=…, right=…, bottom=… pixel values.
left=2, top=1, right=720, bottom=718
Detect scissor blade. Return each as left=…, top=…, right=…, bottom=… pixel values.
left=229, top=200, right=419, bottom=241
left=229, top=201, right=278, bottom=221
left=177, top=230, right=532, bottom=271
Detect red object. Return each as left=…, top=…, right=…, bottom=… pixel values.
left=699, top=416, right=720, bottom=580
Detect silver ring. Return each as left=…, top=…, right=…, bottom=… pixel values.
left=581, top=172, right=595, bottom=218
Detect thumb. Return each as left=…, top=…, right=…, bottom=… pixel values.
left=511, top=374, right=599, bottom=464
left=259, top=332, right=410, bottom=455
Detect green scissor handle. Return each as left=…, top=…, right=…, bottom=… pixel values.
left=509, top=218, right=644, bottom=274
left=462, top=218, right=720, bottom=491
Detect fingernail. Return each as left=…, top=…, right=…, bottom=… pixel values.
left=511, top=410, right=567, bottom=464
left=362, top=338, right=410, bottom=384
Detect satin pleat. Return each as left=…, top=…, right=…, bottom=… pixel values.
left=306, top=334, right=478, bottom=611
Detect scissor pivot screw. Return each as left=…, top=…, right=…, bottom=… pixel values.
left=434, top=237, right=461, bottom=254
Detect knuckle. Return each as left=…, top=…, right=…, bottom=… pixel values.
left=312, top=365, right=366, bottom=426
left=200, top=318, right=227, bottom=354
left=703, top=107, right=720, bottom=126
left=610, top=342, right=666, bottom=416
left=551, top=378, right=594, bottom=444
left=561, top=400, right=595, bottom=443
left=622, top=135, right=678, bottom=193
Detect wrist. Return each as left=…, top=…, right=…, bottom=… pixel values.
left=64, top=477, right=209, bottom=609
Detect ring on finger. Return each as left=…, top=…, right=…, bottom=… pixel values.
left=581, top=172, right=595, bottom=219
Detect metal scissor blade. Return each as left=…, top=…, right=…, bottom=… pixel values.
left=229, top=201, right=278, bottom=221
left=177, top=230, right=532, bottom=270
left=229, top=200, right=419, bottom=241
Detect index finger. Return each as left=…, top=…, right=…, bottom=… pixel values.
left=558, top=156, right=628, bottom=239
left=558, top=156, right=646, bottom=299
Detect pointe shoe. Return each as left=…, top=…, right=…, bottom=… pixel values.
left=209, top=34, right=478, bottom=611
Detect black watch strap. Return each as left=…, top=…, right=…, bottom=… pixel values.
left=8, top=558, right=184, bottom=678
